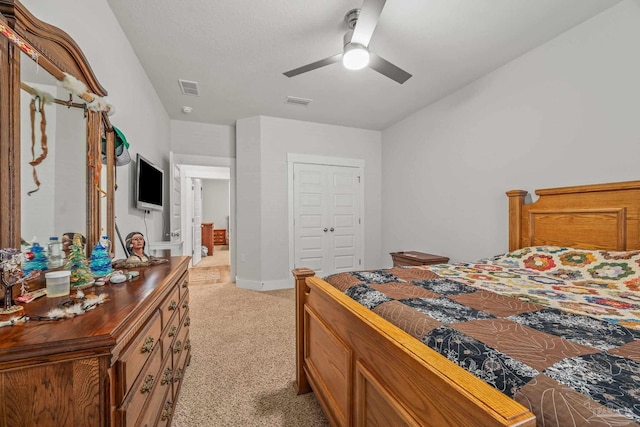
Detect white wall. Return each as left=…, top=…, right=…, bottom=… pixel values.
left=382, top=0, right=640, bottom=264
left=202, top=180, right=230, bottom=230
left=22, top=0, right=171, bottom=259
left=170, top=120, right=236, bottom=158
left=236, top=116, right=382, bottom=289
left=236, top=117, right=263, bottom=284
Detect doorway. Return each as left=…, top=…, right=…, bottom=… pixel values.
left=200, top=178, right=230, bottom=262
left=170, top=152, right=236, bottom=280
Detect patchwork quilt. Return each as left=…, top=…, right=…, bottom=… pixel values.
left=324, top=247, right=640, bottom=426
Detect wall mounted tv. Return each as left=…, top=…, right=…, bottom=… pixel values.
left=135, top=153, right=164, bottom=211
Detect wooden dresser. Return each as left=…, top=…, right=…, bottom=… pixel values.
left=0, top=256, right=191, bottom=427
left=213, top=229, right=227, bottom=246
left=201, top=222, right=214, bottom=255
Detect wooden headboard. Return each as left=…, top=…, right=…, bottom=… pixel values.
left=507, top=180, right=640, bottom=251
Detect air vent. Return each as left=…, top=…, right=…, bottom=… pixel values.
left=178, top=79, right=200, bottom=96
left=285, top=96, right=312, bottom=106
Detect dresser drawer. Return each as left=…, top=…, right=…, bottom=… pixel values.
left=160, top=286, right=180, bottom=329
left=161, top=308, right=181, bottom=355
left=135, top=352, right=174, bottom=427
left=213, top=229, right=226, bottom=245
left=173, top=332, right=190, bottom=398
left=180, top=290, right=189, bottom=319
left=173, top=310, right=191, bottom=367
left=122, top=343, right=163, bottom=427
left=120, top=310, right=162, bottom=395
left=178, top=272, right=189, bottom=300
left=172, top=316, right=189, bottom=362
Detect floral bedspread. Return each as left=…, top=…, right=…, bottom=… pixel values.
left=431, top=246, right=640, bottom=330
left=324, top=247, right=640, bottom=426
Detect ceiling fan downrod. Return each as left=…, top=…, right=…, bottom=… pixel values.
left=344, top=8, right=361, bottom=29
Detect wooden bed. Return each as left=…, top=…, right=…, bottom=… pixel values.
left=292, top=180, right=640, bottom=427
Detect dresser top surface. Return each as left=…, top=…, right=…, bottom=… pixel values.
left=0, top=256, right=190, bottom=362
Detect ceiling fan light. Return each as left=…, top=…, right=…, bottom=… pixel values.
left=342, top=43, right=369, bottom=70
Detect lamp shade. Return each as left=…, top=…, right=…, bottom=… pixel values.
left=342, top=43, right=369, bottom=70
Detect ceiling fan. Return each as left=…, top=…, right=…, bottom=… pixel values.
left=283, top=0, right=412, bottom=84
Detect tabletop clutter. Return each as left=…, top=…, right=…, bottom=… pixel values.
left=0, top=233, right=150, bottom=326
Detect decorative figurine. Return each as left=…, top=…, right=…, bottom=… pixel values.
left=110, top=231, right=169, bottom=269
left=0, top=248, right=39, bottom=322
left=22, top=241, right=48, bottom=276
left=63, top=233, right=94, bottom=289
left=90, top=240, right=113, bottom=278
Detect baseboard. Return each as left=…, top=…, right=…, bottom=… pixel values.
left=235, top=277, right=293, bottom=291
left=235, top=278, right=262, bottom=291
left=262, top=278, right=293, bottom=291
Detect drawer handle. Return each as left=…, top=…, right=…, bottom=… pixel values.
left=168, top=325, right=178, bottom=337
left=174, top=367, right=183, bottom=382
left=140, top=374, right=154, bottom=394
left=184, top=339, right=191, bottom=352
left=184, top=316, right=191, bottom=327
left=161, top=367, right=173, bottom=385
left=181, top=280, right=188, bottom=288
left=168, top=300, right=177, bottom=311
left=174, top=341, right=183, bottom=354
left=182, top=301, right=189, bottom=309
left=161, top=401, right=173, bottom=421
left=141, top=336, right=154, bottom=353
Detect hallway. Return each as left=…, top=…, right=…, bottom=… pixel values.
left=188, top=247, right=231, bottom=284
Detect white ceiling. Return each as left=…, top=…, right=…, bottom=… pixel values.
left=106, top=0, right=622, bottom=131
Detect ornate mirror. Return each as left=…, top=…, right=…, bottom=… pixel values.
left=19, top=54, right=88, bottom=247
left=0, top=0, right=115, bottom=252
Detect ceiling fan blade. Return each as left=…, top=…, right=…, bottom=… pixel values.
left=368, top=52, right=412, bottom=84
left=283, top=54, right=342, bottom=78
left=350, top=0, right=386, bottom=47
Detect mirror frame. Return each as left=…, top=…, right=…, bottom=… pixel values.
left=0, top=0, right=115, bottom=252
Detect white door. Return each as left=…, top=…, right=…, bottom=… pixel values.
left=293, top=163, right=361, bottom=276
left=192, top=179, right=203, bottom=265
left=169, top=157, right=184, bottom=246
left=169, top=153, right=182, bottom=244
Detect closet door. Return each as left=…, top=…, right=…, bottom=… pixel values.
left=293, top=163, right=361, bottom=277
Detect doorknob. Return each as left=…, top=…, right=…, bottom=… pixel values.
left=330, top=227, right=334, bottom=232
left=323, top=228, right=328, bottom=232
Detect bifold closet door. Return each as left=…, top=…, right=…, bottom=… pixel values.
left=293, top=163, right=361, bottom=277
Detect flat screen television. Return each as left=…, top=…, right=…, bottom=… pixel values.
left=135, top=154, right=164, bottom=211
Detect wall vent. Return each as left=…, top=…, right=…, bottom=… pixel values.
left=285, top=96, right=312, bottom=106
left=178, top=79, right=200, bottom=96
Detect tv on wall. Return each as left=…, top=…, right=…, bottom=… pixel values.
left=135, top=153, right=164, bottom=211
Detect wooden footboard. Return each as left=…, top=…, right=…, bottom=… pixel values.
left=292, top=269, right=535, bottom=427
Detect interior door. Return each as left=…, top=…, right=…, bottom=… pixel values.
left=169, top=152, right=182, bottom=246
left=294, top=164, right=326, bottom=274
left=192, top=178, right=203, bottom=265
left=293, top=163, right=361, bottom=276
left=327, top=165, right=360, bottom=273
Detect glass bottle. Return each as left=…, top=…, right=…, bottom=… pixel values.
left=100, top=235, right=112, bottom=258
left=47, top=236, right=63, bottom=268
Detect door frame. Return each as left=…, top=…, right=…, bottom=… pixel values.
left=191, top=178, right=203, bottom=266
left=287, top=153, right=365, bottom=276
left=171, top=152, right=235, bottom=278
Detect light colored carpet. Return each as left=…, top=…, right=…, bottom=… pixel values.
left=195, top=248, right=230, bottom=267
left=171, top=281, right=329, bottom=427
left=189, top=265, right=230, bottom=284
left=189, top=249, right=231, bottom=283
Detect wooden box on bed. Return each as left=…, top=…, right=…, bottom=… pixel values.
left=293, top=180, right=640, bottom=426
